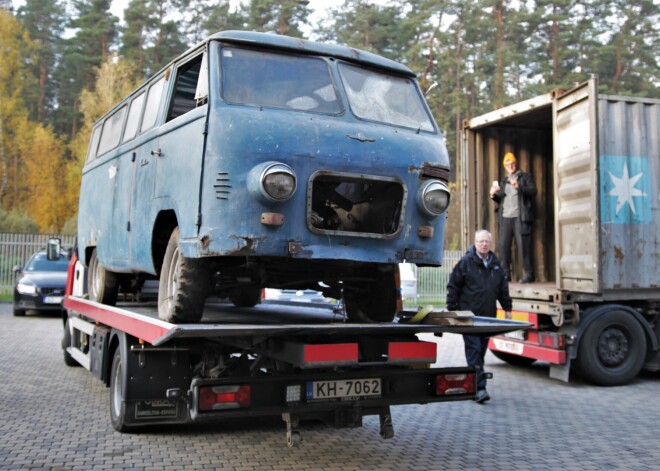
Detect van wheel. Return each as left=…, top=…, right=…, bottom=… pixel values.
left=88, top=248, right=118, bottom=306
left=573, top=309, right=646, bottom=386
left=158, top=227, right=210, bottom=323
left=344, top=265, right=397, bottom=323
left=110, top=349, right=131, bottom=432
left=230, top=287, right=262, bottom=307
left=491, top=349, right=537, bottom=367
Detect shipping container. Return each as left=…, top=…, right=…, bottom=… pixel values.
left=460, top=77, right=660, bottom=385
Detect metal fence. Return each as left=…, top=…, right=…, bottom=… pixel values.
left=0, top=232, right=463, bottom=302
left=0, top=233, right=76, bottom=297
left=411, top=250, right=462, bottom=306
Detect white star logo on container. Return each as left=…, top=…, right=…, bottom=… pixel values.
left=608, top=163, right=646, bottom=215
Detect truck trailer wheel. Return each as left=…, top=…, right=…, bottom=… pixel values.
left=573, top=310, right=646, bottom=386
left=344, top=264, right=397, bottom=323
left=110, top=349, right=131, bottom=432
left=158, top=227, right=209, bottom=323
left=88, top=248, right=118, bottom=306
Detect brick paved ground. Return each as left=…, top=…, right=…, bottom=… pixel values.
left=1, top=303, right=659, bottom=470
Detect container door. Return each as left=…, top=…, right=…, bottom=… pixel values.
left=553, top=78, right=600, bottom=293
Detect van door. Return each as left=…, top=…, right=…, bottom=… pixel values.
left=553, top=78, right=600, bottom=293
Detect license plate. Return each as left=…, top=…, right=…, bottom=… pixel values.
left=43, top=296, right=63, bottom=304
left=306, top=378, right=381, bottom=401
left=504, top=330, right=526, bottom=340
left=493, top=338, right=524, bottom=355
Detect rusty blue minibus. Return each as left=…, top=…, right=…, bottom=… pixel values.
left=78, top=31, right=451, bottom=323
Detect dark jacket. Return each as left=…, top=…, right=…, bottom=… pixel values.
left=491, top=170, right=537, bottom=230
left=446, top=246, right=512, bottom=318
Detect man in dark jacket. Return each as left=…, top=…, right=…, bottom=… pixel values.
left=489, top=152, right=537, bottom=283
left=446, top=229, right=512, bottom=403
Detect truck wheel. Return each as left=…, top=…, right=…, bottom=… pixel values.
left=88, top=248, right=118, bottom=306
left=158, top=227, right=210, bottom=323
left=230, top=287, right=262, bottom=307
left=491, top=349, right=537, bottom=367
left=62, top=318, right=80, bottom=367
left=344, top=265, right=397, bottom=323
left=573, top=310, right=646, bottom=386
left=110, top=349, right=131, bottom=432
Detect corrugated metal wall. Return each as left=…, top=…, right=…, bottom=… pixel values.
left=598, top=96, right=660, bottom=291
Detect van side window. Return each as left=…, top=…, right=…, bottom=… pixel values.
left=167, top=54, right=205, bottom=122
left=86, top=125, right=102, bottom=163
left=97, top=105, right=127, bottom=155
left=123, top=93, right=145, bottom=142
left=141, top=75, right=166, bottom=133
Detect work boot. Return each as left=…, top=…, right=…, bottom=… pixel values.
left=475, top=389, right=490, bottom=404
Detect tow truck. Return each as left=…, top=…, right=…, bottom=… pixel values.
left=60, top=245, right=528, bottom=446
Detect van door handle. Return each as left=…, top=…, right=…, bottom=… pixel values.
left=151, top=148, right=162, bottom=156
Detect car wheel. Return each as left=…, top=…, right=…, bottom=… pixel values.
left=88, top=248, right=119, bottom=306
left=158, top=227, right=210, bottom=323
left=13, top=306, right=26, bottom=317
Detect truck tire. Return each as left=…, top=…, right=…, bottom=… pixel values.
left=573, top=309, right=647, bottom=386
left=158, top=227, right=210, bottom=323
left=491, top=349, right=537, bottom=367
left=110, top=349, right=130, bottom=432
left=230, top=287, right=262, bottom=308
left=344, top=264, right=397, bottom=323
left=88, top=248, right=118, bottom=306
left=62, top=318, right=80, bottom=367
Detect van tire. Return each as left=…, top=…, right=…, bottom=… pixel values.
left=88, top=248, right=118, bottom=306
left=158, top=227, right=209, bottom=323
left=230, top=287, right=262, bottom=308
left=344, top=264, right=397, bottom=323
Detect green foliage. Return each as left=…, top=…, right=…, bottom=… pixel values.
left=0, top=208, right=39, bottom=233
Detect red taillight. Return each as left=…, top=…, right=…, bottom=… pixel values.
left=199, top=385, right=251, bottom=411
left=435, top=373, right=476, bottom=395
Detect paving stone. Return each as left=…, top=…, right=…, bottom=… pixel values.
left=1, top=303, right=659, bottom=470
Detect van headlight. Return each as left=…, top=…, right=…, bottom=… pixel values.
left=417, top=180, right=450, bottom=216
left=248, top=162, right=297, bottom=203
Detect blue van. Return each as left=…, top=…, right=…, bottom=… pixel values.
left=78, top=31, right=451, bottom=323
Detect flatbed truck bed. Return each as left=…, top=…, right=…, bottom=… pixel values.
left=62, top=293, right=528, bottom=446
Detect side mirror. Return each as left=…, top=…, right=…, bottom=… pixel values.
left=13, top=264, right=22, bottom=274
left=47, top=238, right=62, bottom=260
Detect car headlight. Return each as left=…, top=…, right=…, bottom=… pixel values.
left=17, top=282, right=37, bottom=295
left=248, top=162, right=297, bottom=203
left=417, top=180, right=451, bottom=216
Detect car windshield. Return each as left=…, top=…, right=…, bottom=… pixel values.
left=221, top=46, right=341, bottom=114
left=25, top=253, right=69, bottom=272
left=338, top=63, right=435, bottom=132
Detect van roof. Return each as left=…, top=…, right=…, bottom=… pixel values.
left=210, top=30, right=416, bottom=78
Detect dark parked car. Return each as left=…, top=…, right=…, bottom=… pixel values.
left=13, top=250, right=69, bottom=316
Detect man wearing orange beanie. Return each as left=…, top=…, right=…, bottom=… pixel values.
left=488, top=152, right=537, bottom=283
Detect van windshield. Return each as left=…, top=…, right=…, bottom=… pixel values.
left=338, top=63, right=435, bottom=132
left=221, top=46, right=341, bottom=114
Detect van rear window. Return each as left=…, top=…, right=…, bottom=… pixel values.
left=221, top=47, right=340, bottom=114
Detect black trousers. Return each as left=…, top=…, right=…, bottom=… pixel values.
left=463, top=334, right=489, bottom=390
left=499, top=217, right=533, bottom=280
